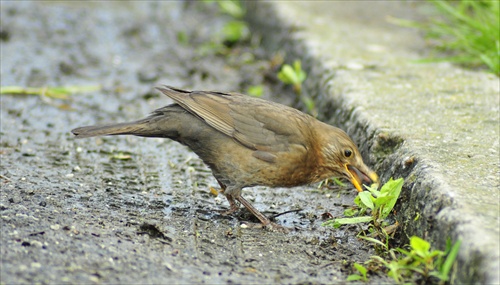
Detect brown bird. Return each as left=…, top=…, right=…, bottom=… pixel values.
left=72, top=86, right=378, bottom=230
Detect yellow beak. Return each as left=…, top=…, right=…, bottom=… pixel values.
left=345, top=164, right=379, bottom=192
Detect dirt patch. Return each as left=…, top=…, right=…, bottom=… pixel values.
left=1, top=2, right=391, bottom=283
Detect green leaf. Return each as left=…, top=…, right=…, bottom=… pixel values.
left=358, top=235, right=388, bottom=249
left=439, top=239, right=461, bottom=280
left=379, top=178, right=404, bottom=218
left=333, top=216, right=373, bottom=225
left=331, top=177, right=346, bottom=186
left=343, top=208, right=358, bottom=217
left=218, top=0, right=245, bottom=18
left=346, top=274, right=363, bottom=281
left=358, top=191, right=375, bottom=210
left=374, top=195, right=394, bottom=208
left=222, top=20, right=249, bottom=43
left=396, top=247, right=412, bottom=257
left=322, top=216, right=373, bottom=228
left=277, top=60, right=307, bottom=86
left=353, top=262, right=368, bottom=275
left=247, top=85, right=264, bottom=97
left=321, top=219, right=337, bottom=228
left=410, top=236, right=431, bottom=257
left=277, top=65, right=297, bottom=84
left=365, top=184, right=381, bottom=197
left=293, top=60, right=307, bottom=82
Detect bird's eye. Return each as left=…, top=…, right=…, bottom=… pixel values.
left=344, top=149, right=352, bottom=157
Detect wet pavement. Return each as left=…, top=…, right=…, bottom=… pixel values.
left=0, top=2, right=390, bottom=284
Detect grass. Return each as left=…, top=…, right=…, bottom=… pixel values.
left=389, top=0, right=499, bottom=75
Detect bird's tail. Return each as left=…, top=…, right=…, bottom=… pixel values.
left=72, top=119, right=153, bottom=139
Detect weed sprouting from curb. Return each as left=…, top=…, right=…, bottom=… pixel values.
left=323, top=178, right=461, bottom=283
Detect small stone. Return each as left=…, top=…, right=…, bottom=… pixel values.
left=31, top=262, right=42, bottom=269
left=31, top=240, right=43, bottom=248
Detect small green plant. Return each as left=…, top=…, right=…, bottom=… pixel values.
left=217, top=0, right=248, bottom=44
left=277, top=60, right=307, bottom=94
left=323, top=177, right=404, bottom=230
left=203, top=0, right=249, bottom=45
left=323, top=177, right=461, bottom=283
left=370, top=236, right=461, bottom=284
left=347, top=262, right=369, bottom=282
left=389, top=0, right=499, bottom=75
left=221, top=20, right=249, bottom=44
left=277, top=60, right=316, bottom=115
left=246, top=85, right=264, bottom=97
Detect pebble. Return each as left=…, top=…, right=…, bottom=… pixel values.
left=31, top=262, right=42, bottom=269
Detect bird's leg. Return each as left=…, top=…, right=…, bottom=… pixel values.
left=234, top=195, right=290, bottom=232
left=216, top=180, right=240, bottom=215
left=221, top=194, right=239, bottom=215
left=220, top=184, right=289, bottom=232
left=234, top=195, right=271, bottom=226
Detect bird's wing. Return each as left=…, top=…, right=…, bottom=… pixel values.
left=156, top=86, right=311, bottom=154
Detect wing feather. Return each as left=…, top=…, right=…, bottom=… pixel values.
left=156, top=86, right=311, bottom=155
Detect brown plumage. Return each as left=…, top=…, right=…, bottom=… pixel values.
left=72, top=86, right=378, bottom=230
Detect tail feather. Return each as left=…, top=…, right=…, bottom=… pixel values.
left=72, top=121, right=149, bottom=139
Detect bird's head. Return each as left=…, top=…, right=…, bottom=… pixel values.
left=316, top=124, right=378, bottom=191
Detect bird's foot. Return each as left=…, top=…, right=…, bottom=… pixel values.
left=217, top=193, right=239, bottom=215
left=264, top=222, right=290, bottom=233
left=217, top=207, right=239, bottom=216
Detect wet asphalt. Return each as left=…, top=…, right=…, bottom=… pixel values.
left=0, top=2, right=392, bottom=284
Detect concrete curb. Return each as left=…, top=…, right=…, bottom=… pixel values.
left=246, top=2, right=499, bottom=284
